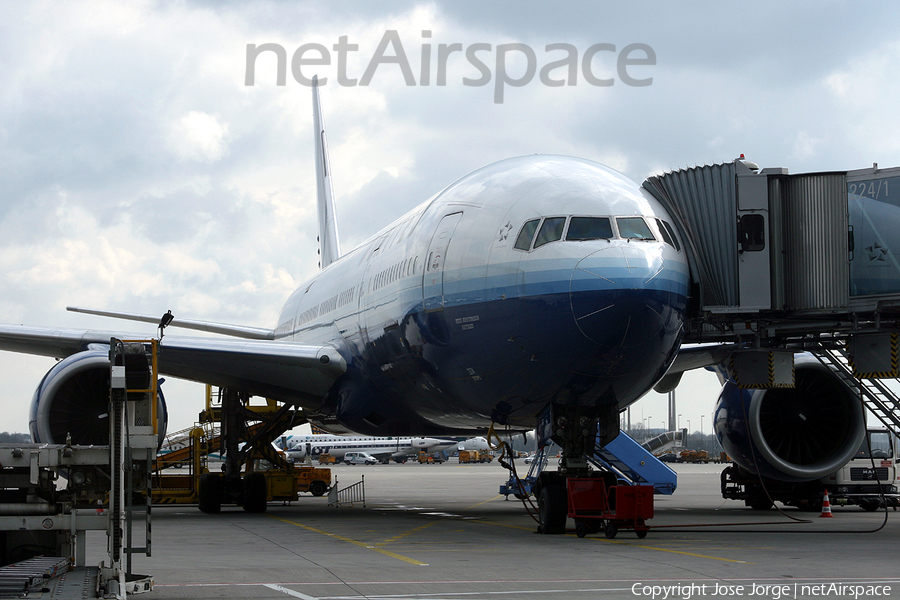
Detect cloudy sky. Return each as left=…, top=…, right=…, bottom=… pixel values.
left=1, top=1, right=898, bottom=437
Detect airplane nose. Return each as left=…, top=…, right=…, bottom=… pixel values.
left=569, top=245, right=667, bottom=347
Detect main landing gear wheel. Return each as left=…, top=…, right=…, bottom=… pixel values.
left=538, top=484, right=567, bottom=534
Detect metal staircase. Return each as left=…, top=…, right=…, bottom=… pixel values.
left=590, top=430, right=677, bottom=495
left=814, top=345, right=900, bottom=435
left=640, top=430, right=685, bottom=455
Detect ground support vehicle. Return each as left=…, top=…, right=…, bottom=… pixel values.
left=153, top=426, right=332, bottom=507
left=418, top=451, right=445, bottom=463
left=344, top=451, right=378, bottom=465
left=678, top=450, right=709, bottom=463
left=720, top=428, right=899, bottom=511
left=459, top=450, right=493, bottom=463
left=566, top=476, right=653, bottom=539
left=318, top=454, right=338, bottom=464
left=500, top=447, right=550, bottom=499
left=152, top=387, right=331, bottom=512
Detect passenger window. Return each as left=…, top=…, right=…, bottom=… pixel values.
left=616, top=217, right=655, bottom=240
left=514, top=219, right=540, bottom=251
left=567, top=217, right=613, bottom=241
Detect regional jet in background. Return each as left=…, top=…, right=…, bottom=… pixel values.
left=275, top=433, right=457, bottom=463
left=0, top=75, right=695, bottom=528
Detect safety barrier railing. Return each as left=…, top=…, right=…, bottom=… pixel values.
left=328, top=476, right=366, bottom=507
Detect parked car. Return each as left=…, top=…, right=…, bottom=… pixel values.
left=344, top=451, right=378, bottom=465
left=658, top=452, right=679, bottom=463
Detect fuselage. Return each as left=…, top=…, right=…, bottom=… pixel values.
left=275, top=155, right=690, bottom=436
left=277, top=434, right=457, bottom=461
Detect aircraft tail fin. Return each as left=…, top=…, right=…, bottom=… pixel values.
left=312, top=75, right=341, bottom=269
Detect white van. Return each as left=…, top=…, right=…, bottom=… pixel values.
left=344, top=451, right=377, bottom=465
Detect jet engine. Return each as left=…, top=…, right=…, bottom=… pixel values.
left=29, top=350, right=168, bottom=448
left=714, top=354, right=865, bottom=482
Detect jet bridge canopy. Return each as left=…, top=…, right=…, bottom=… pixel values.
left=643, top=160, right=900, bottom=340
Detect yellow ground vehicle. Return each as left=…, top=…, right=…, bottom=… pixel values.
left=152, top=388, right=331, bottom=510
left=459, top=450, right=493, bottom=463
left=418, top=451, right=445, bottom=464
left=152, top=427, right=331, bottom=505
left=678, top=450, right=709, bottom=463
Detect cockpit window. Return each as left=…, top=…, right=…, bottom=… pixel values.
left=534, top=217, right=566, bottom=248
left=616, top=217, right=655, bottom=240
left=655, top=219, right=675, bottom=248
left=661, top=220, right=681, bottom=251
left=567, top=217, right=613, bottom=241
left=514, top=219, right=540, bottom=251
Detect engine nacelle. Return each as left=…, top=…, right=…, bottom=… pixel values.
left=714, top=355, right=865, bottom=482
left=29, top=350, right=168, bottom=448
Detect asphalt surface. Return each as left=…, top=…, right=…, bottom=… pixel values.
left=86, top=461, right=900, bottom=599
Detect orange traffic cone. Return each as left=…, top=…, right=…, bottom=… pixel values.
left=819, top=489, right=834, bottom=518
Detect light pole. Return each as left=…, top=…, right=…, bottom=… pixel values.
left=701, top=415, right=705, bottom=452
left=678, top=413, right=682, bottom=430
left=647, top=416, right=652, bottom=442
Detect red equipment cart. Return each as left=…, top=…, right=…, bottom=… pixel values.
left=566, top=477, right=653, bottom=539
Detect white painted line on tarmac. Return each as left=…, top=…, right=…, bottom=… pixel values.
left=264, top=583, right=319, bottom=599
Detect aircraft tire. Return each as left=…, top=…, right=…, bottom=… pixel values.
left=538, top=484, right=567, bottom=534
left=198, top=473, right=222, bottom=514
left=242, top=473, right=268, bottom=513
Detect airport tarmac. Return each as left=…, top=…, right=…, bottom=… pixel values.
left=89, top=461, right=900, bottom=599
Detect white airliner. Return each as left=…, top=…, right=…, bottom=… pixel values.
left=276, top=434, right=457, bottom=463
left=0, top=76, right=708, bottom=525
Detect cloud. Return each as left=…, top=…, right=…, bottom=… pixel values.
left=170, top=111, right=230, bottom=163
left=1, top=0, right=899, bottom=435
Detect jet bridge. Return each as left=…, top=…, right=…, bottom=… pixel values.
left=644, top=159, right=900, bottom=437
left=644, top=159, right=900, bottom=324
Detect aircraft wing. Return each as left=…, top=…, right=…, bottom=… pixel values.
left=0, top=324, right=346, bottom=406
left=66, top=306, right=276, bottom=340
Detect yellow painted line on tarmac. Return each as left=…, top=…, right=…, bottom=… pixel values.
left=376, top=521, right=438, bottom=545
left=267, top=515, right=428, bottom=566
left=466, top=494, right=504, bottom=509
left=594, top=537, right=752, bottom=564
left=465, top=509, right=753, bottom=564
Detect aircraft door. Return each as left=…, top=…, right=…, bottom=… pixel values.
left=423, top=212, right=462, bottom=312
